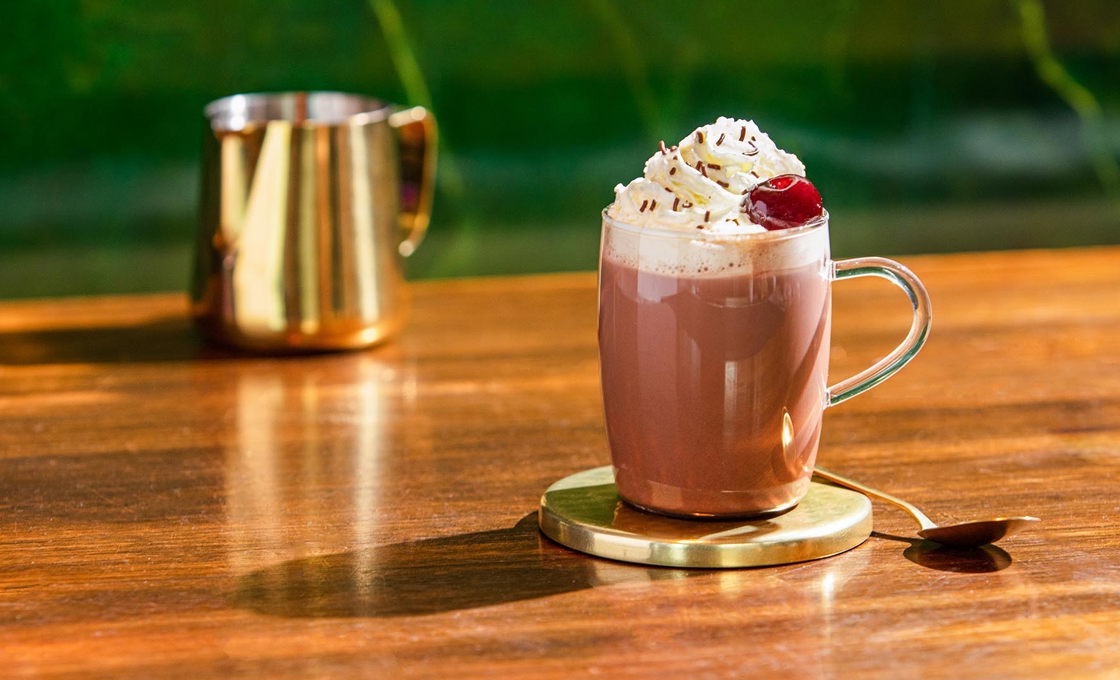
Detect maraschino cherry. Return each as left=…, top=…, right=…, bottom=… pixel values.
left=743, top=174, right=823, bottom=231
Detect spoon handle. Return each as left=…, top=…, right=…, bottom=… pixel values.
left=813, top=466, right=939, bottom=532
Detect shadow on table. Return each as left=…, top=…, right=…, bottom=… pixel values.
left=0, top=316, right=228, bottom=365
left=232, top=513, right=702, bottom=619
left=0, top=315, right=413, bottom=365
left=873, top=531, right=1014, bottom=573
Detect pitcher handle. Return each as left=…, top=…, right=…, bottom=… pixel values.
left=389, top=106, right=437, bottom=257
left=826, top=257, right=932, bottom=407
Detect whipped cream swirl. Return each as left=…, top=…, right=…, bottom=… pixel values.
left=607, top=117, right=806, bottom=233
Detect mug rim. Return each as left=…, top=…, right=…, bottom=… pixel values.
left=601, top=206, right=828, bottom=243
left=205, top=91, right=392, bottom=130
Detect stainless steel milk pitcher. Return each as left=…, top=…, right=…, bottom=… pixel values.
left=191, top=91, right=436, bottom=352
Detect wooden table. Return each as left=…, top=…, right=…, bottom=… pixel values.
left=2, top=246, right=1118, bottom=679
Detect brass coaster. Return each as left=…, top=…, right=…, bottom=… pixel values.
left=539, top=466, right=872, bottom=569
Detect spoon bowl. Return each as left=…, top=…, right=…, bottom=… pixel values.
left=813, top=466, right=1039, bottom=548
left=917, top=517, right=1040, bottom=547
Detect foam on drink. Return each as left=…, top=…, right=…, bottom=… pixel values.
left=601, top=213, right=827, bottom=279
left=605, top=117, right=820, bottom=278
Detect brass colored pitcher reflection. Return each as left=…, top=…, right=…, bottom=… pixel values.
left=191, top=92, right=436, bottom=352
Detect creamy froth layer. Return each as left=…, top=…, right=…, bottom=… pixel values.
left=602, top=213, right=828, bottom=278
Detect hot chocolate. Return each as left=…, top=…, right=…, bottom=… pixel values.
left=599, top=219, right=831, bottom=517
left=597, top=117, right=930, bottom=519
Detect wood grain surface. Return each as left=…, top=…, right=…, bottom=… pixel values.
left=1, top=246, right=1118, bottom=679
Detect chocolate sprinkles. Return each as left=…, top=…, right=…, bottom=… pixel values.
left=716, top=133, right=726, bottom=146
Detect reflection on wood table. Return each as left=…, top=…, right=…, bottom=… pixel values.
left=1, top=246, right=1118, bottom=679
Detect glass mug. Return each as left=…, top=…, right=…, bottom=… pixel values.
left=598, top=210, right=931, bottom=518
left=191, top=91, right=436, bottom=352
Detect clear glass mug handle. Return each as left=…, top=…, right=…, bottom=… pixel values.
left=826, top=257, right=932, bottom=407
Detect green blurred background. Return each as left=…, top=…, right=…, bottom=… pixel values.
left=1, top=0, right=1117, bottom=299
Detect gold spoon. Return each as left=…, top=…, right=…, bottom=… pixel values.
left=813, top=466, right=1040, bottom=547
